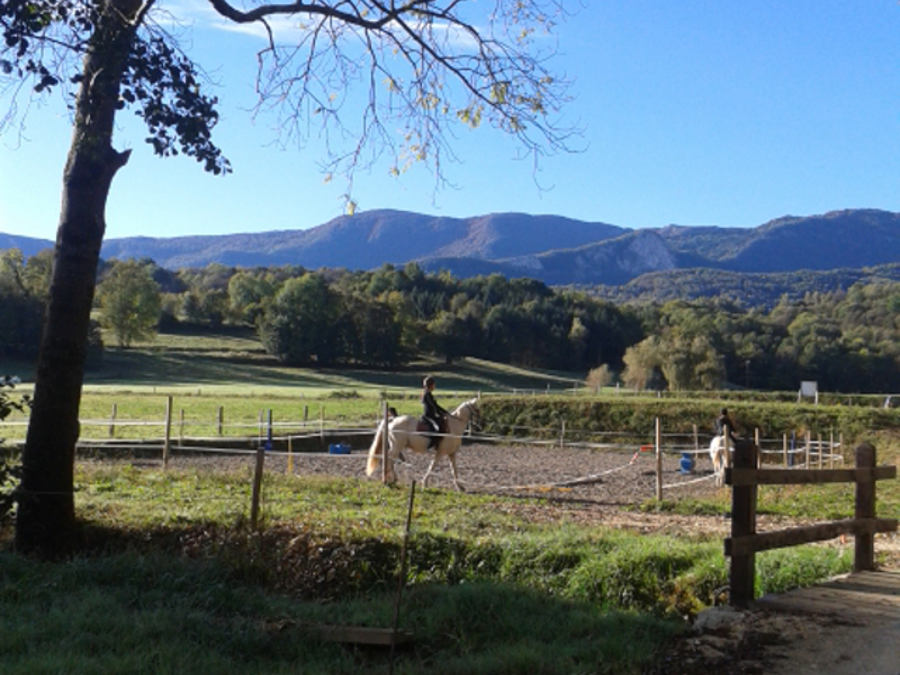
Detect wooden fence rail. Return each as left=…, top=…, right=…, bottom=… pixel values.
left=724, top=441, right=897, bottom=608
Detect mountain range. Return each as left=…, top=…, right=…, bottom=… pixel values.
left=2, top=208, right=898, bottom=291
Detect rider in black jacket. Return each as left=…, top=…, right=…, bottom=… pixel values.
left=715, top=408, right=738, bottom=442
left=421, top=375, right=448, bottom=449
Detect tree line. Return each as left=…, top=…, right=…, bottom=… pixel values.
left=2, top=251, right=897, bottom=393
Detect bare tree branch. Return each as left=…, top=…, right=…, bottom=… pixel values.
left=201, top=0, right=574, bottom=204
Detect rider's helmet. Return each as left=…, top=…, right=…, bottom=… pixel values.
left=423, top=375, right=436, bottom=388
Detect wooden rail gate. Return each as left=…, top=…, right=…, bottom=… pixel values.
left=724, top=441, right=898, bottom=608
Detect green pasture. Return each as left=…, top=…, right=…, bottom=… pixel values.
left=4, top=327, right=896, bottom=444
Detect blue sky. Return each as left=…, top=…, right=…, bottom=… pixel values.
left=1, top=1, right=898, bottom=241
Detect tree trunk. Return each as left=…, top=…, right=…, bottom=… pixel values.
left=15, top=6, right=136, bottom=558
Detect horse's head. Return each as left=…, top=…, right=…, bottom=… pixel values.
left=461, top=397, right=482, bottom=431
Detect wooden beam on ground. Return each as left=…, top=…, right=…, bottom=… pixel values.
left=304, top=625, right=414, bottom=646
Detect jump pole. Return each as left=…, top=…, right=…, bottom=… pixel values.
left=382, top=402, right=389, bottom=485
left=108, top=403, right=117, bottom=438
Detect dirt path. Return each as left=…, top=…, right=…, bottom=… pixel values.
left=665, top=570, right=900, bottom=674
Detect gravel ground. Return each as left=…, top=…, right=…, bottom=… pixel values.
left=152, top=441, right=719, bottom=502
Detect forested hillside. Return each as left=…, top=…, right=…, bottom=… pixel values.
left=3, top=250, right=896, bottom=394
left=589, top=264, right=900, bottom=308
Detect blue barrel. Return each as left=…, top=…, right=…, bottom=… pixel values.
left=328, top=443, right=351, bottom=455
left=679, top=452, right=695, bottom=474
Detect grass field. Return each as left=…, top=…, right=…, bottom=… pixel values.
left=1, top=327, right=896, bottom=672
left=9, top=326, right=586, bottom=395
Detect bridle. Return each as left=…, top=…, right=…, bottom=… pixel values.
left=466, top=400, right=482, bottom=433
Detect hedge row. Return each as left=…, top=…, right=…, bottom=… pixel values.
left=480, top=395, right=900, bottom=446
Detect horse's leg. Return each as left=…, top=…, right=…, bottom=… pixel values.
left=709, top=440, right=723, bottom=487
left=420, top=454, right=439, bottom=488
left=384, top=432, right=399, bottom=484
left=447, top=453, right=465, bottom=492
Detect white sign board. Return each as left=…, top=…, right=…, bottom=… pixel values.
left=800, top=381, right=818, bottom=397
left=798, top=380, right=819, bottom=404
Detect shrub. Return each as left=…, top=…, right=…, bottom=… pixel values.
left=0, top=375, right=28, bottom=524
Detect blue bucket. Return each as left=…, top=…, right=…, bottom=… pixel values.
left=328, top=443, right=351, bottom=455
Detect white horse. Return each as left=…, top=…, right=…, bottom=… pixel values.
left=709, top=435, right=733, bottom=487
left=366, top=397, right=481, bottom=490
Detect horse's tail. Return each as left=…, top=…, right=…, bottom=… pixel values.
left=366, top=419, right=387, bottom=477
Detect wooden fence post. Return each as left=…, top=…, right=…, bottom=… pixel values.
left=692, top=424, right=699, bottom=454
left=559, top=420, right=566, bottom=448
left=854, top=443, right=876, bottom=572
left=286, top=435, right=294, bottom=475
left=108, top=403, right=117, bottom=438
left=829, top=429, right=835, bottom=468
left=163, top=396, right=172, bottom=470
left=217, top=406, right=224, bottom=436
left=179, top=408, right=185, bottom=445
left=655, top=417, right=663, bottom=502
left=805, top=431, right=811, bottom=468
left=250, top=410, right=271, bottom=528
left=390, top=480, right=417, bottom=668
left=783, top=433, right=788, bottom=467
left=729, top=439, right=759, bottom=608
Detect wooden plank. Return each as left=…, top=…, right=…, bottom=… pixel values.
left=756, top=589, right=899, bottom=619
left=827, top=570, right=900, bottom=596
left=725, top=518, right=897, bottom=556
left=727, top=465, right=896, bottom=486
left=305, top=625, right=414, bottom=646
left=754, top=571, right=900, bottom=620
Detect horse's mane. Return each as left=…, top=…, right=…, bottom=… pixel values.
left=448, top=397, right=478, bottom=418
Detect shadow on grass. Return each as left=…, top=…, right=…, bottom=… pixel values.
left=86, top=346, right=584, bottom=394
left=0, top=547, right=683, bottom=675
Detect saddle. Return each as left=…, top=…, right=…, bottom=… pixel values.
left=417, top=416, right=447, bottom=448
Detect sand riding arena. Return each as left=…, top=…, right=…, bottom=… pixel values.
left=120, top=436, right=791, bottom=539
